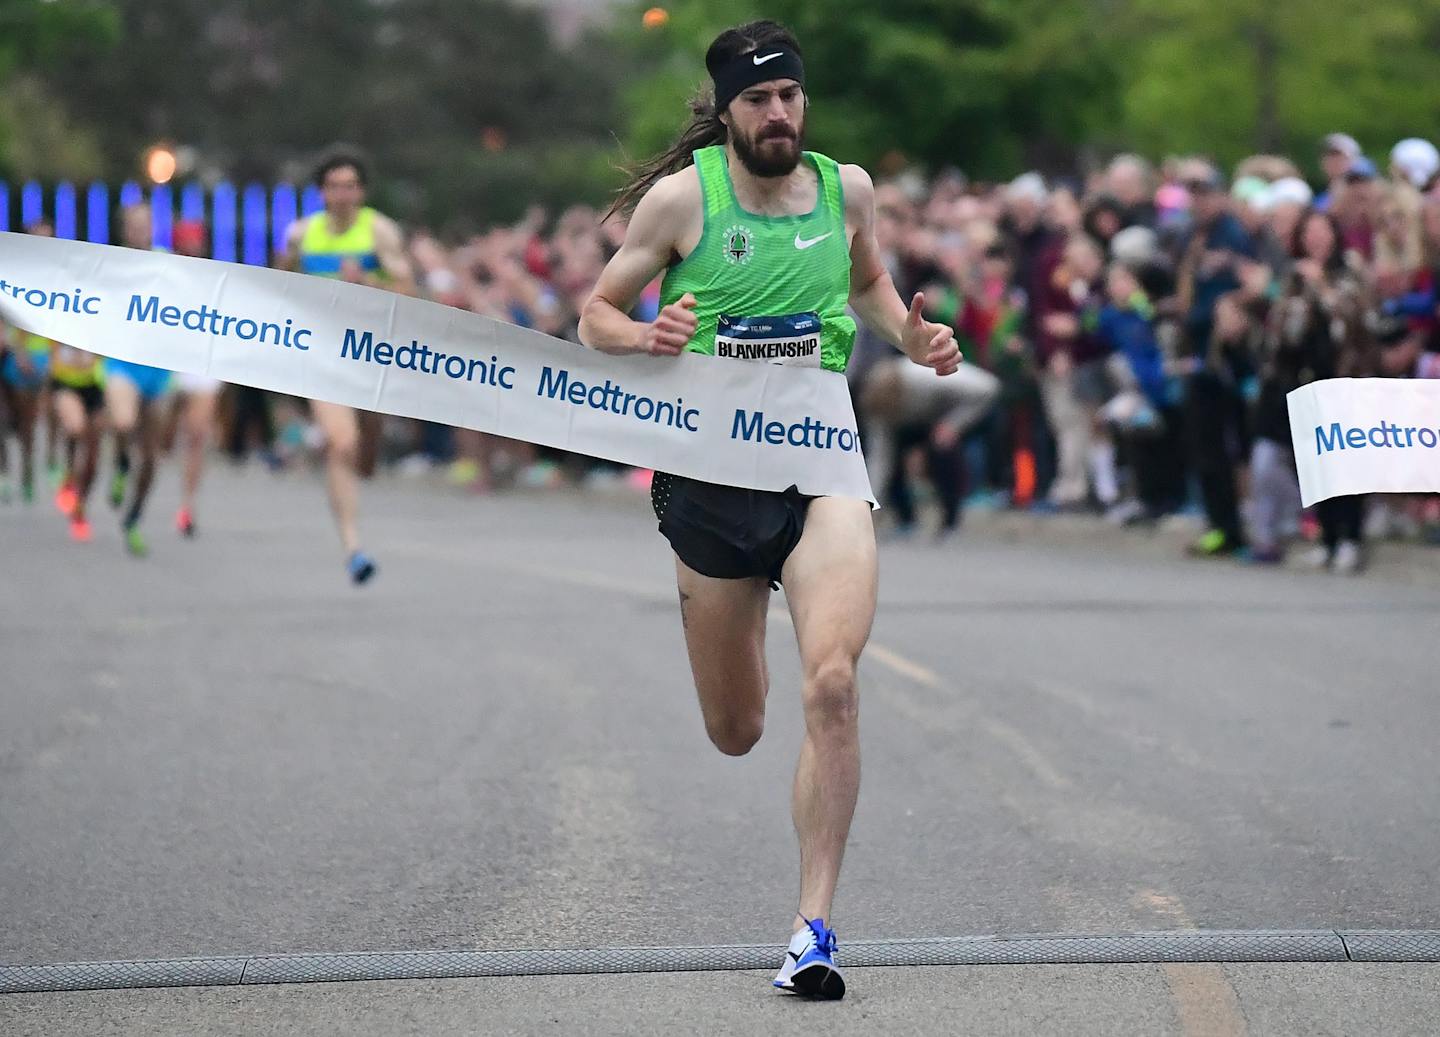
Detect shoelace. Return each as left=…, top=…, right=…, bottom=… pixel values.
left=799, top=915, right=837, bottom=956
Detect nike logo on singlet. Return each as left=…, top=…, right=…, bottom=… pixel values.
left=794, top=231, right=833, bottom=250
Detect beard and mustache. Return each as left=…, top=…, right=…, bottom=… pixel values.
left=731, top=118, right=805, bottom=178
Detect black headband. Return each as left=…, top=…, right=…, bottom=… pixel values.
left=711, top=47, right=805, bottom=115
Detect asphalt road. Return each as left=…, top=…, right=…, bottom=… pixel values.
left=3, top=461, right=1438, bottom=1034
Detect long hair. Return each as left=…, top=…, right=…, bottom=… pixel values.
left=1290, top=207, right=1346, bottom=274
left=605, top=20, right=801, bottom=222
left=1423, top=196, right=1440, bottom=270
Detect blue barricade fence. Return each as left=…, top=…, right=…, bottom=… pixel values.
left=0, top=180, right=325, bottom=261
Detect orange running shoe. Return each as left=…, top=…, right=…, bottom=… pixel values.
left=69, top=516, right=93, bottom=542
left=175, top=506, right=195, bottom=537
left=55, top=484, right=78, bottom=517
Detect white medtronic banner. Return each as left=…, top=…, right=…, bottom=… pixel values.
left=1289, top=378, right=1440, bottom=506
left=0, top=233, right=875, bottom=503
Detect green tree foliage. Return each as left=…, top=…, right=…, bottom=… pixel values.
left=353, top=0, right=622, bottom=225
left=1116, top=0, right=1440, bottom=170
left=28, top=0, right=620, bottom=223
left=0, top=0, right=117, bottom=78
left=0, top=78, right=106, bottom=181
left=10, top=0, right=1440, bottom=224
left=0, top=0, right=117, bottom=180
left=616, top=0, right=1116, bottom=178
left=616, top=0, right=1440, bottom=183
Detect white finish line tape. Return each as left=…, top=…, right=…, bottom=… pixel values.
left=0, top=233, right=875, bottom=503
left=1289, top=377, right=1440, bottom=506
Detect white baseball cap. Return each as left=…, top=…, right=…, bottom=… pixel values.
left=1255, top=176, right=1314, bottom=213
left=1323, top=133, right=1361, bottom=160
left=1006, top=172, right=1048, bottom=205
left=1111, top=226, right=1158, bottom=266
left=1391, top=138, right=1440, bottom=188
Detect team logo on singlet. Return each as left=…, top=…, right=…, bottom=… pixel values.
left=722, top=225, right=755, bottom=265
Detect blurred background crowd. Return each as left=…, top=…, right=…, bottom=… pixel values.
left=6, top=0, right=1440, bottom=574
left=844, top=138, right=1440, bottom=572
left=26, top=135, right=1437, bottom=575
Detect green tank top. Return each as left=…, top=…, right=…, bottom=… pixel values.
left=52, top=344, right=100, bottom=388
left=298, top=207, right=383, bottom=280
left=660, top=146, right=855, bottom=374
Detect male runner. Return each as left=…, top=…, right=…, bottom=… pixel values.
left=0, top=219, right=58, bottom=504
left=278, top=151, right=416, bottom=584
left=579, top=21, right=959, bottom=1000
left=169, top=220, right=221, bottom=538
left=50, top=340, right=105, bottom=541
left=104, top=204, right=173, bottom=557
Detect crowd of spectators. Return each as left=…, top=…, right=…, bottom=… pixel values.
left=848, top=133, right=1440, bottom=571
left=199, top=134, right=1440, bottom=573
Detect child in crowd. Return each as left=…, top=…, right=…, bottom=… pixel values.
left=1093, top=262, right=1168, bottom=522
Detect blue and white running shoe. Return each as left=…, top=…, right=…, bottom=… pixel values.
left=773, top=916, right=846, bottom=999
left=347, top=550, right=377, bottom=586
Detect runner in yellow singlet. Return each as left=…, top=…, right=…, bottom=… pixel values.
left=50, top=340, right=105, bottom=542
left=277, top=151, right=416, bottom=584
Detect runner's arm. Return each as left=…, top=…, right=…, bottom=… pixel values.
left=275, top=221, right=306, bottom=272
left=844, top=165, right=960, bottom=375
left=579, top=177, right=692, bottom=356
left=372, top=214, right=417, bottom=296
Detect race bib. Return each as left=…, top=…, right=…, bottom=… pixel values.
left=715, top=312, right=822, bottom=367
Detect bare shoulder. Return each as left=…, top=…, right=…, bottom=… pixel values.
left=624, top=165, right=702, bottom=250
left=838, top=164, right=875, bottom=215
left=640, top=165, right=702, bottom=220
left=370, top=210, right=404, bottom=244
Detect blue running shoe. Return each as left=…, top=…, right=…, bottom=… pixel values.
left=347, top=550, right=377, bottom=585
left=773, top=917, right=845, bottom=999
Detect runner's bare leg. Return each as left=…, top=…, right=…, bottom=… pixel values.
left=674, top=558, right=771, bottom=756
left=779, top=496, right=877, bottom=928
left=313, top=400, right=363, bottom=555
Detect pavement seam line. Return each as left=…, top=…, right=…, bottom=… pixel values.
left=866, top=642, right=941, bottom=686
left=868, top=640, right=1072, bottom=789
left=0, top=929, right=1404, bottom=994
left=1140, top=890, right=1251, bottom=1037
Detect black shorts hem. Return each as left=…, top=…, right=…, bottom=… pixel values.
left=651, top=472, right=812, bottom=588
left=52, top=381, right=105, bottom=415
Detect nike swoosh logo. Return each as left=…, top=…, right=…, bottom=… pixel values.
left=794, top=231, right=833, bottom=250
left=753, top=52, right=783, bottom=65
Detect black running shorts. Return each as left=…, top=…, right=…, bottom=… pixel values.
left=52, top=381, right=105, bottom=415
left=650, top=472, right=812, bottom=588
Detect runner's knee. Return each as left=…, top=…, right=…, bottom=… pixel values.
left=706, top=711, right=765, bottom=756
left=327, top=431, right=359, bottom=465
left=802, top=653, right=858, bottom=733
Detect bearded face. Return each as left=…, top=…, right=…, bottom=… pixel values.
left=726, top=82, right=806, bottom=178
